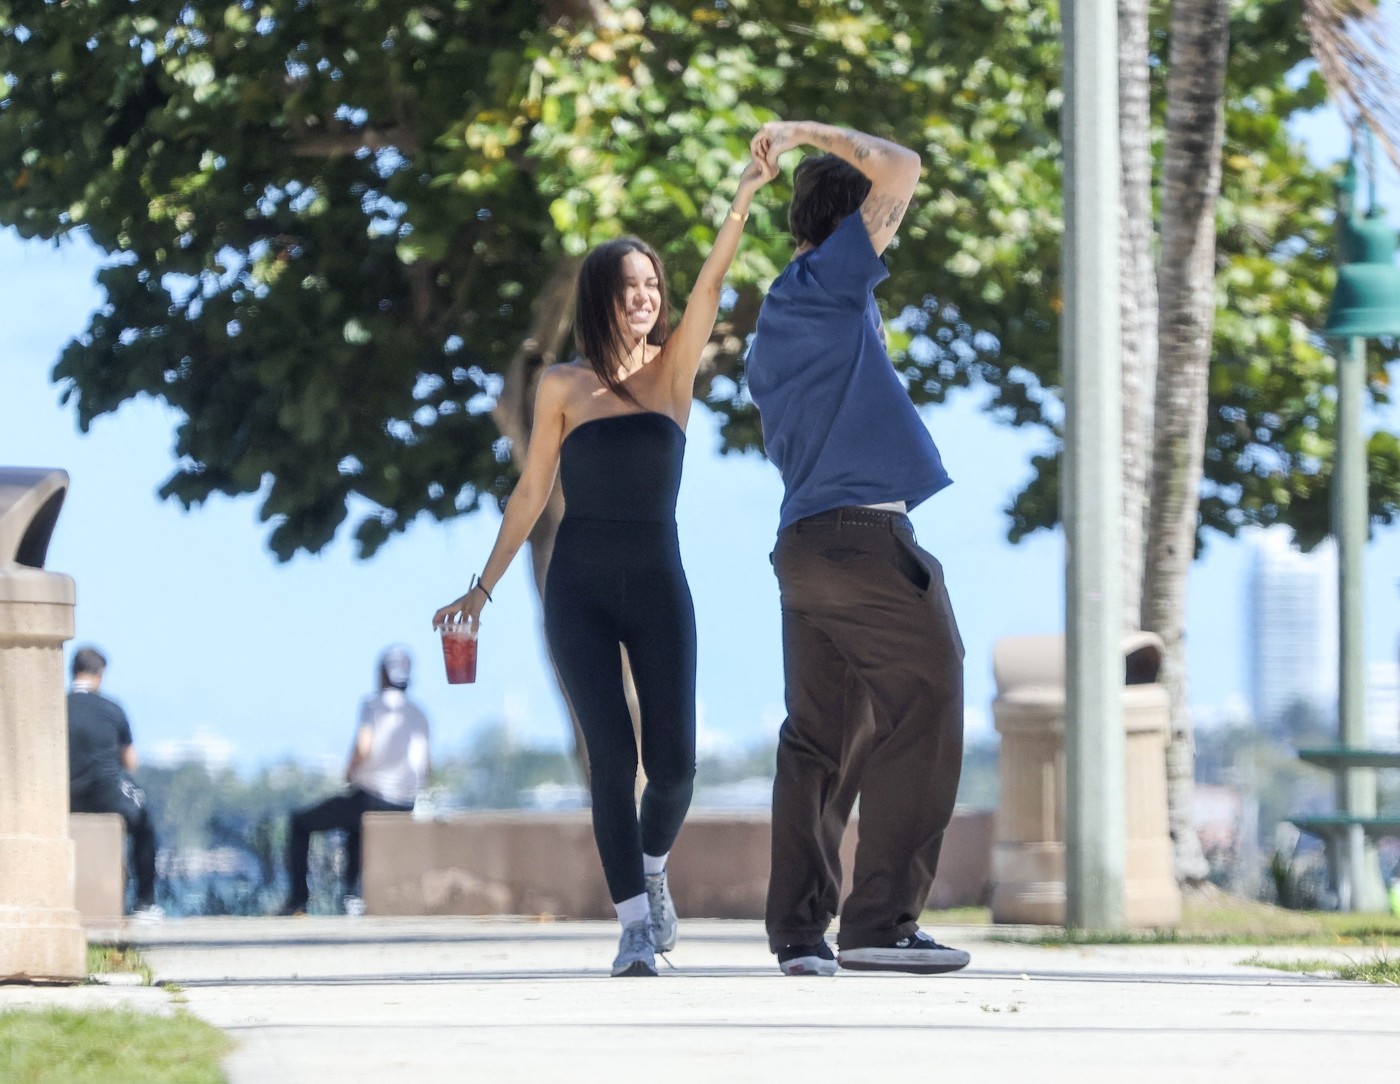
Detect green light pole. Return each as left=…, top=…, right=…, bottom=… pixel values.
left=1321, top=149, right=1400, bottom=911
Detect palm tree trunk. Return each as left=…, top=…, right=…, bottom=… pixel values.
left=1119, top=0, right=1157, bottom=632
left=1142, top=0, right=1228, bottom=883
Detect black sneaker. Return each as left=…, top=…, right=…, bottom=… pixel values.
left=777, top=940, right=838, bottom=976
left=838, top=930, right=970, bottom=974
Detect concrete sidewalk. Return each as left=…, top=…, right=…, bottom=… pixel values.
left=76, top=916, right=1394, bottom=1083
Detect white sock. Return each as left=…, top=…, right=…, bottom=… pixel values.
left=643, top=852, right=668, bottom=876
left=615, top=893, right=649, bottom=927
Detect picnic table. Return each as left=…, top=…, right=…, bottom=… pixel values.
left=1291, top=746, right=1400, bottom=909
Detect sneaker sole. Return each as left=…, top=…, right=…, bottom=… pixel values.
left=838, top=950, right=969, bottom=975
left=612, top=960, right=658, bottom=977
left=779, top=956, right=838, bottom=977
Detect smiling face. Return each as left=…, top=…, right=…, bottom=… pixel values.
left=574, top=237, right=672, bottom=404
left=616, top=250, right=662, bottom=343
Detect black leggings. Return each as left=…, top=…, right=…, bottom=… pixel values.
left=286, top=787, right=412, bottom=909
left=545, top=518, right=697, bottom=904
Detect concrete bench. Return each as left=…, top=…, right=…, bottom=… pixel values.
left=362, top=808, right=992, bottom=919
left=68, top=812, right=125, bottom=924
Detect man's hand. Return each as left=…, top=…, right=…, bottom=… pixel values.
left=750, top=121, right=805, bottom=173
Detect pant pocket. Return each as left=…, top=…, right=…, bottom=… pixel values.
left=900, top=539, right=964, bottom=660
left=891, top=536, right=933, bottom=595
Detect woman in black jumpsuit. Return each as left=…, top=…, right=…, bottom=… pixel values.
left=434, top=157, right=776, bottom=976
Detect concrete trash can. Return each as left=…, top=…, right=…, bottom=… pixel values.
left=990, top=632, right=1182, bottom=927
left=0, top=467, right=85, bottom=981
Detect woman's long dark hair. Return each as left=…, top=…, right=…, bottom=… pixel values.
left=574, top=237, right=672, bottom=405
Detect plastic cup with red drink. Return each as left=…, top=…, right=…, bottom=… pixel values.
left=440, top=624, right=478, bottom=684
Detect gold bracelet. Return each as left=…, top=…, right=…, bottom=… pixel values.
left=727, top=207, right=748, bottom=224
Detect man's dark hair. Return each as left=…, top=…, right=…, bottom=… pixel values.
left=788, top=154, right=872, bottom=249
left=72, top=646, right=107, bottom=678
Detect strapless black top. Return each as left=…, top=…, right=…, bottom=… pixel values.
left=559, top=412, right=685, bottom=524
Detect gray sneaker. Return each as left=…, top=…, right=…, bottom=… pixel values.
left=611, top=920, right=658, bottom=977
left=644, top=870, right=678, bottom=952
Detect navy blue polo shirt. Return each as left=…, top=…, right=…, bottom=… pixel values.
left=746, top=212, right=951, bottom=530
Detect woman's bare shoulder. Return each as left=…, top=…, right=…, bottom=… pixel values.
left=538, top=361, right=594, bottom=397
left=541, top=360, right=595, bottom=386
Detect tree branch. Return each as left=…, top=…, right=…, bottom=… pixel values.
left=287, top=127, right=420, bottom=158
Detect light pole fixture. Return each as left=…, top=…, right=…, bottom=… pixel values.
left=1321, top=147, right=1400, bottom=911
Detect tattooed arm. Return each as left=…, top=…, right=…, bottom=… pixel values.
left=750, top=120, right=920, bottom=255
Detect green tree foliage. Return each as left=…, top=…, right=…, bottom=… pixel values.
left=1202, top=6, right=1399, bottom=553
left=138, top=758, right=340, bottom=914
left=0, top=0, right=1393, bottom=563
left=443, top=723, right=583, bottom=809
left=1000, top=0, right=1399, bottom=552
left=0, top=0, right=1066, bottom=556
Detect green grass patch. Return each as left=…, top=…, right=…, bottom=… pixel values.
left=921, top=906, right=990, bottom=926
left=1240, top=953, right=1344, bottom=974
left=86, top=943, right=153, bottom=986
left=1241, top=951, right=1400, bottom=985
left=926, top=889, right=1400, bottom=948
left=0, top=1008, right=230, bottom=1084
left=1338, top=955, right=1400, bottom=984
left=1313, top=913, right=1400, bottom=939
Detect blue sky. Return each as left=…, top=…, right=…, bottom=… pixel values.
left=4, top=113, right=1399, bottom=773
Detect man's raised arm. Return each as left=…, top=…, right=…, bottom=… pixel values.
left=751, top=120, right=920, bottom=254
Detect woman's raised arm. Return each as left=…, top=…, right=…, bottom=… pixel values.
left=662, top=158, right=777, bottom=404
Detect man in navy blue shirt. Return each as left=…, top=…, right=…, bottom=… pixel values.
left=746, top=120, right=968, bottom=976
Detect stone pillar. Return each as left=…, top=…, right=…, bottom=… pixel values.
left=0, top=467, right=84, bottom=981
left=990, top=633, right=1182, bottom=927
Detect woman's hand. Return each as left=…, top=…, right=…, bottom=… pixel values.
left=729, top=156, right=779, bottom=221
left=432, top=585, right=488, bottom=632
left=738, top=154, right=780, bottom=192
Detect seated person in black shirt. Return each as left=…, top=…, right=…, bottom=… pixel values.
left=66, top=645, right=161, bottom=919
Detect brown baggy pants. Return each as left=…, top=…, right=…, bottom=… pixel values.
left=765, top=506, right=965, bottom=952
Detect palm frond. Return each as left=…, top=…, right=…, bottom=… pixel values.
left=1302, top=0, right=1400, bottom=172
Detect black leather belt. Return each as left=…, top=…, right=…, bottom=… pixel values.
left=795, top=506, right=914, bottom=534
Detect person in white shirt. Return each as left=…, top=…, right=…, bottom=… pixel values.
left=280, top=646, right=430, bottom=915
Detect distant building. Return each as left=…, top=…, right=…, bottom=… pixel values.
left=1248, top=528, right=1338, bottom=734
left=148, top=727, right=236, bottom=773
left=1367, top=661, right=1400, bottom=745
